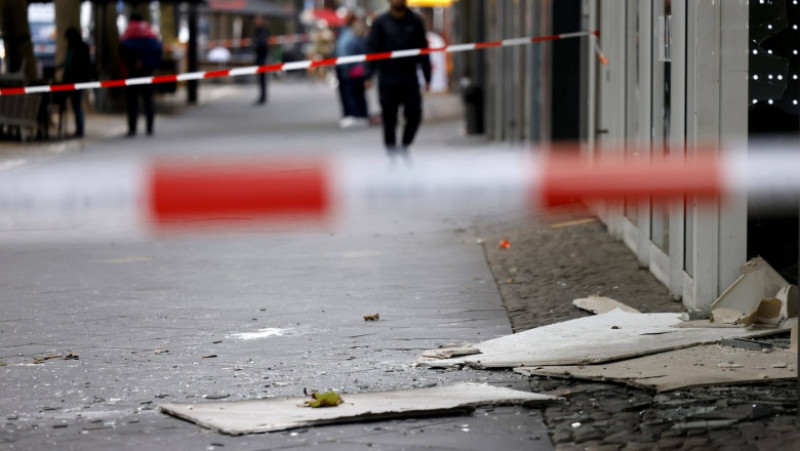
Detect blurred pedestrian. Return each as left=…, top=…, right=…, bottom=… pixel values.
left=365, top=0, right=431, bottom=160
left=120, top=13, right=162, bottom=137
left=253, top=15, right=270, bottom=105
left=336, top=13, right=369, bottom=128
left=59, top=28, right=93, bottom=138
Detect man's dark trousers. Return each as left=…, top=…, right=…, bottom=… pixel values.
left=257, top=70, right=269, bottom=104
left=379, top=83, right=422, bottom=148
left=126, top=85, right=155, bottom=135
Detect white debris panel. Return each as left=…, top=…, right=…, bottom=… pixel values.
left=159, top=383, right=555, bottom=435
left=418, top=310, right=793, bottom=369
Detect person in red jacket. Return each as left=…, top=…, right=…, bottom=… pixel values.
left=120, top=14, right=162, bottom=137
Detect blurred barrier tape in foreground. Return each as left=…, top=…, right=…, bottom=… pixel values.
left=0, top=30, right=600, bottom=96
left=1, top=145, right=799, bottom=239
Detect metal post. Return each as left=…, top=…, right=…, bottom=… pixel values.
left=187, top=2, right=198, bottom=105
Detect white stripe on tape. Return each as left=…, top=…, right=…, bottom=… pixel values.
left=558, top=31, right=591, bottom=39
left=390, top=49, right=423, bottom=59
left=336, top=55, right=367, bottom=64
left=177, top=72, right=207, bottom=82
left=446, top=44, right=478, bottom=53
left=229, top=67, right=259, bottom=76
left=126, top=77, right=155, bottom=86
left=75, top=82, right=103, bottom=90
left=333, top=153, right=535, bottom=216
left=502, top=38, right=534, bottom=47
left=282, top=61, right=313, bottom=71
left=25, top=86, right=52, bottom=94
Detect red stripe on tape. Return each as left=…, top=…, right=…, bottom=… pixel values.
left=475, top=41, right=503, bottom=49
left=531, top=35, right=560, bottom=43
left=540, top=154, right=723, bottom=207
left=365, top=51, right=393, bottom=61
left=102, top=80, right=127, bottom=88
left=257, top=63, right=284, bottom=74
left=420, top=47, right=446, bottom=55
left=202, top=70, right=231, bottom=79
left=51, top=83, right=77, bottom=92
left=152, top=75, right=178, bottom=84
left=311, top=58, right=339, bottom=68
left=0, top=88, right=26, bottom=95
left=148, top=160, right=332, bottom=226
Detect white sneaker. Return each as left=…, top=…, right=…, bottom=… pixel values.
left=339, top=117, right=356, bottom=129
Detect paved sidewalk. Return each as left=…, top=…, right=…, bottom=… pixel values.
left=0, top=82, right=551, bottom=450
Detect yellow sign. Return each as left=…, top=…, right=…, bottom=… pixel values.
left=407, top=0, right=455, bottom=7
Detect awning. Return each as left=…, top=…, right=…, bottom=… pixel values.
left=407, top=0, right=455, bottom=7
left=200, top=0, right=290, bottom=18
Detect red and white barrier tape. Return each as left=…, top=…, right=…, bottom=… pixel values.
left=1, top=146, right=799, bottom=240
left=0, top=30, right=599, bottom=96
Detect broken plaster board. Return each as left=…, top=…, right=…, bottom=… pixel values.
left=572, top=295, right=640, bottom=315
left=159, top=383, right=554, bottom=435
left=417, top=310, right=793, bottom=369
left=513, top=344, right=797, bottom=392
left=710, top=257, right=797, bottom=325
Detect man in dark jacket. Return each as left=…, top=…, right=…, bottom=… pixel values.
left=253, top=15, right=270, bottom=105
left=120, top=14, right=162, bottom=137
left=365, top=0, right=431, bottom=159
left=60, top=28, right=93, bottom=138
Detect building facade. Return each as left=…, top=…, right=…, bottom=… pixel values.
left=458, top=0, right=799, bottom=311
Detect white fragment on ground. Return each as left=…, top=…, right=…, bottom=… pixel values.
left=417, top=310, right=793, bottom=369
left=421, top=345, right=481, bottom=360
left=572, top=295, right=640, bottom=315
left=160, top=382, right=555, bottom=435
left=716, top=362, right=743, bottom=369
left=230, top=328, right=287, bottom=340
left=709, top=257, right=798, bottom=327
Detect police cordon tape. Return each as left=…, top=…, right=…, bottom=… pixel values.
left=0, top=30, right=600, bottom=96
left=1, top=146, right=799, bottom=240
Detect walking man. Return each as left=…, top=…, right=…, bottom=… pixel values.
left=365, top=0, right=431, bottom=159
left=253, top=15, right=270, bottom=105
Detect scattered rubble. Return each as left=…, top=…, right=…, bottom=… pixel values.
left=160, top=383, right=555, bottom=435
left=572, top=294, right=640, bottom=315
left=709, top=257, right=797, bottom=327
left=32, top=354, right=62, bottom=364
left=515, top=343, right=796, bottom=392
left=421, top=344, right=481, bottom=360
left=362, top=313, right=380, bottom=321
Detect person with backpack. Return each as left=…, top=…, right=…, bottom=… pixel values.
left=120, top=14, right=162, bottom=137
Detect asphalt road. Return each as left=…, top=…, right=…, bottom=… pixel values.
left=0, top=82, right=551, bottom=450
